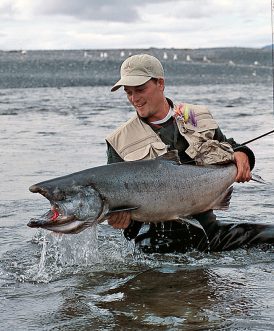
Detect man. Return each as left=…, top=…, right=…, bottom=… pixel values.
left=105, top=54, right=272, bottom=253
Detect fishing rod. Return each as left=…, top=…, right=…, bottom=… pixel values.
left=241, top=129, right=274, bottom=145
left=179, top=129, right=274, bottom=165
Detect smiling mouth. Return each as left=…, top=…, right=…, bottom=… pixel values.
left=134, top=102, right=146, bottom=108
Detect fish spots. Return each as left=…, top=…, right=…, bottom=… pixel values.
left=124, top=182, right=129, bottom=190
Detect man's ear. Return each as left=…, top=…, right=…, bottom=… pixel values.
left=158, top=78, right=165, bottom=91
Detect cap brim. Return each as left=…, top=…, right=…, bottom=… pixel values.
left=111, top=76, right=151, bottom=92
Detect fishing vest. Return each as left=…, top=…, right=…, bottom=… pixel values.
left=106, top=103, right=234, bottom=165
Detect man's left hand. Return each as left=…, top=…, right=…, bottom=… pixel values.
left=233, top=151, right=252, bottom=183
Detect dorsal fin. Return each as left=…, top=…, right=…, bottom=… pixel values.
left=158, top=150, right=181, bottom=164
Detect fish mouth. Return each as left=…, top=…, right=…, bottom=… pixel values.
left=27, top=206, right=76, bottom=230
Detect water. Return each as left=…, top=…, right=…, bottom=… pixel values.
left=1, top=49, right=274, bottom=330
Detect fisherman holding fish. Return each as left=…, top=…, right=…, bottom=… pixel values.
left=28, top=54, right=274, bottom=252
left=106, top=54, right=269, bottom=253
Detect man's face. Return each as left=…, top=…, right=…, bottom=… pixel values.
left=124, top=78, right=165, bottom=122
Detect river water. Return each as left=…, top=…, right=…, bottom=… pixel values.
left=1, top=49, right=274, bottom=330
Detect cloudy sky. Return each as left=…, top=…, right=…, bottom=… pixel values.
left=0, top=0, right=272, bottom=50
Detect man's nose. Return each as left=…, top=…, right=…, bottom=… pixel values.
left=131, top=92, right=140, bottom=104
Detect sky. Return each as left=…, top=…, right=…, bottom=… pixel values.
left=0, top=0, right=272, bottom=50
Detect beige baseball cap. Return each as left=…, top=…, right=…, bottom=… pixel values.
left=111, top=54, right=164, bottom=92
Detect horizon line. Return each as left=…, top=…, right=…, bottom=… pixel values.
left=0, top=45, right=271, bottom=52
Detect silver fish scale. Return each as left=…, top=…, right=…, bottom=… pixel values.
left=30, top=157, right=237, bottom=224
left=89, top=159, right=237, bottom=222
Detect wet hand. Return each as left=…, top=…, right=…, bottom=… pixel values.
left=234, top=151, right=252, bottom=183
left=107, top=211, right=131, bottom=229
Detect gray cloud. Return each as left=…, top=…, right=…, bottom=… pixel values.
left=0, top=2, right=16, bottom=16
left=0, top=0, right=234, bottom=23
left=32, top=0, right=172, bottom=22
left=0, top=0, right=270, bottom=50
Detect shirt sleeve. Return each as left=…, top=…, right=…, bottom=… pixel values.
left=213, top=127, right=255, bottom=170
left=106, top=142, right=124, bottom=164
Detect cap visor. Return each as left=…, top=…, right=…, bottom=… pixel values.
left=111, top=76, right=151, bottom=92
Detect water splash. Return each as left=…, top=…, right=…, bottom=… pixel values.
left=30, top=225, right=100, bottom=282
left=36, top=235, right=47, bottom=278
left=27, top=224, right=149, bottom=283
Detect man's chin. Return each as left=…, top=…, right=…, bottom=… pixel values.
left=136, top=112, right=148, bottom=120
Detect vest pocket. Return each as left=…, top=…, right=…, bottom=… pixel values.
left=124, top=142, right=167, bottom=161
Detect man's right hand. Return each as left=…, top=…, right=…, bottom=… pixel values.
left=107, top=211, right=131, bottom=229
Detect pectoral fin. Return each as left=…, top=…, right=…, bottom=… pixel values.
left=96, top=205, right=139, bottom=223
left=251, top=174, right=267, bottom=184
left=106, top=206, right=139, bottom=216
left=178, top=217, right=205, bottom=230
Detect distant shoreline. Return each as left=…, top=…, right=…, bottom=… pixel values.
left=0, top=47, right=271, bottom=89
left=0, top=46, right=271, bottom=53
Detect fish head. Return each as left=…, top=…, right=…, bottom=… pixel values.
left=28, top=185, right=104, bottom=234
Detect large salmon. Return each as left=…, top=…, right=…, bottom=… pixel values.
left=28, top=151, right=237, bottom=234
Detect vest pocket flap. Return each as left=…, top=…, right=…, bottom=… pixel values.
left=193, top=118, right=218, bottom=132
left=124, top=142, right=167, bottom=161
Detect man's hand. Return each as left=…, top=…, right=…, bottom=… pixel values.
left=107, top=211, right=131, bottom=229
left=234, top=151, right=252, bottom=183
